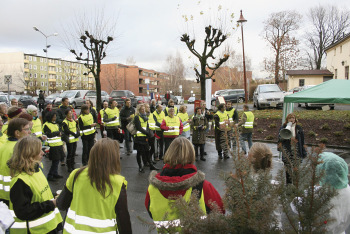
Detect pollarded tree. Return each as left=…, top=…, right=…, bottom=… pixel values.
left=181, top=25, right=229, bottom=100
left=70, top=31, right=113, bottom=112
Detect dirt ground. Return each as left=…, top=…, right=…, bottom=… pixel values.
left=253, top=118, right=350, bottom=147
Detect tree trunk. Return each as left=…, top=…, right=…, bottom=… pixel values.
left=95, top=62, right=102, bottom=112
left=274, top=50, right=280, bottom=84
left=200, top=65, right=206, bottom=100
left=200, top=78, right=206, bottom=100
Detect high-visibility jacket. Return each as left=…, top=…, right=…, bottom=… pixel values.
left=99, top=109, right=106, bottom=124
left=135, top=115, right=148, bottom=137
left=148, top=184, right=206, bottom=230
left=63, top=169, right=127, bottom=233
left=243, top=111, right=254, bottom=129
left=215, top=111, right=228, bottom=130
left=9, top=168, right=63, bottom=233
left=163, top=116, right=180, bottom=136
left=165, top=106, right=178, bottom=116
left=0, top=140, right=17, bottom=203
left=62, top=119, right=79, bottom=143
left=104, top=108, right=120, bottom=127
left=153, top=111, right=165, bottom=131
left=78, top=114, right=96, bottom=136
left=226, top=108, right=236, bottom=123
left=31, top=118, right=43, bottom=137
left=148, top=113, right=156, bottom=131
left=177, top=112, right=190, bottom=132
left=42, top=122, right=63, bottom=147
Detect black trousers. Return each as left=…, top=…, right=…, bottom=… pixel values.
left=66, top=142, right=77, bottom=168
left=107, top=128, right=121, bottom=142
left=194, top=144, right=205, bottom=158
left=82, top=137, right=94, bottom=166
left=164, top=138, right=175, bottom=155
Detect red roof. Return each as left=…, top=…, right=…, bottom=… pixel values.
left=286, top=70, right=333, bottom=76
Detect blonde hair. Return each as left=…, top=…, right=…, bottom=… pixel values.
left=179, top=105, right=187, bottom=113
left=135, top=104, right=145, bottom=115
left=248, top=143, right=273, bottom=172
left=88, top=138, right=121, bottom=198
left=164, top=137, right=195, bottom=166
left=8, top=136, right=42, bottom=177
left=168, top=99, right=174, bottom=105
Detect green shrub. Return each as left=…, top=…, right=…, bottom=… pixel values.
left=321, top=123, right=330, bottom=130
left=269, top=123, right=276, bottom=128
left=257, top=128, right=264, bottom=133
left=320, top=138, right=328, bottom=143
left=265, top=135, right=274, bottom=140
left=308, top=131, right=316, bottom=137
left=334, top=131, right=344, bottom=137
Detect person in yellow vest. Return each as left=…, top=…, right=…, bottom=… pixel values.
left=103, top=100, right=121, bottom=142
left=226, top=101, right=239, bottom=150
left=145, top=103, right=157, bottom=164
left=237, top=104, right=255, bottom=155
left=8, top=136, right=63, bottom=233
left=145, top=137, right=224, bottom=231
left=62, top=109, right=80, bottom=173
left=164, top=99, right=178, bottom=116
left=153, top=104, right=165, bottom=160
left=57, top=138, right=132, bottom=233
left=43, top=111, right=65, bottom=181
left=161, top=107, right=183, bottom=155
left=0, top=118, right=31, bottom=207
left=134, top=104, right=158, bottom=173
left=97, top=101, right=109, bottom=138
left=178, top=105, right=191, bottom=140
left=78, top=104, right=96, bottom=166
left=27, top=105, right=48, bottom=142
left=214, top=104, right=230, bottom=159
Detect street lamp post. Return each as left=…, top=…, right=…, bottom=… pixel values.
left=237, top=10, right=248, bottom=104
left=33, top=27, right=58, bottom=95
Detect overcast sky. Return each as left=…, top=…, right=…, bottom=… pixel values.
left=0, top=0, right=348, bottom=80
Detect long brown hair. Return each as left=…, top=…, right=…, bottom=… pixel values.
left=284, top=113, right=298, bottom=125
left=8, top=136, right=42, bottom=177
left=248, top=142, right=272, bottom=172
left=88, top=138, right=121, bottom=198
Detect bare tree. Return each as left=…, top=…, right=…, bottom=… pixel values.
left=262, top=11, right=301, bottom=84
left=181, top=26, right=229, bottom=100
left=161, top=51, right=186, bottom=95
left=125, top=56, right=136, bottom=65
left=306, top=5, right=350, bottom=69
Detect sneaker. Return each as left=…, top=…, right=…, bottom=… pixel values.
left=200, top=157, right=206, bottom=161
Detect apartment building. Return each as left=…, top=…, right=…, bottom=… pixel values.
left=0, top=52, right=94, bottom=94
left=100, top=63, right=169, bottom=95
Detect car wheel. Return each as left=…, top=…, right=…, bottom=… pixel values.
left=330, top=106, right=335, bottom=110
left=257, top=101, right=261, bottom=110
left=71, top=102, right=76, bottom=109
left=253, top=101, right=256, bottom=107
left=238, top=97, right=244, bottom=103
left=298, top=103, right=301, bottom=107
left=305, top=103, right=310, bottom=109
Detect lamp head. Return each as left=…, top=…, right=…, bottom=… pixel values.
left=237, top=10, right=247, bottom=24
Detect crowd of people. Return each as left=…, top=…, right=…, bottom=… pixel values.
left=0, top=95, right=349, bottom=233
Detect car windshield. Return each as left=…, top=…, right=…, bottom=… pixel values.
left=21, top=96, right=32, bottom=100
left=0, top=96, right=7, bottom=102
left=60, top=91, right=76, bottom=98
left=86, top=91, right=97, bottom=96
left=111, top=91, right=126, bottom=97
left=259, top=85, right=281, bottom=93
left=47, top=94, right=59, bottom=99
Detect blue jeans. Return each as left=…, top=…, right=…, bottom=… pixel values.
left=124, top=129, right=132, bottom=152
left=240, top=132, right=253, bottom=154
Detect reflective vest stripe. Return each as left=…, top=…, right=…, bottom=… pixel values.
left=67, top=209, right=116, bottom=228
left=46, top=137, right=62, bottom=144
left=64, top=222, right=116, bottom=234
left=79, top=127, right=95, bottom=134
left=244, top=122, right=253, bottom=127
left=229, top=118, right=233, bottom=122
left=11, top=208, right=60, bottom=229
left=105, top=119, right=119, bottom=125
left=183, top=123, right=190, bottom=132
left=243, top=111, right=254, bottom=129
left=69, top=136, right=75, bottom=140
left=33, top=131, right=43, bottom=136
left=136, top=127, right=147, bottom=135
left=2, top=175, right=11, bottom=182
left=164, top=126, right=179, bottom=134
left=0, top=185, right=10, bottom=192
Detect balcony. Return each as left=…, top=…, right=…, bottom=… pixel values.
left=48, top=78, right=56, bottom=82
left=24, top=59, right=29, bottom=64
left=24, top=68, right=29, bottom=72
left=88, top=73, right=94, bottom=78
left=24, top=77, right=30, bottom=81
left=88, top=80, right=94, bottom=84
left=48, top=63, right=56, bottom=67
left=48, top=71, right=56, bottom=75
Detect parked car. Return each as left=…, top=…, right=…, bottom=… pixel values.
left=44, top=93, right=60, bottom=106
left=187, top=96, right=196, bottom=104
left=213, top=89, right=233, bottom=98
left=54, top=90, right=90, bottom=108
left=253, top=84, right=284, bottom=110
left=18, top=95, right=37, bottom=108
left=297, top=85, right=335, bottom=109
left=161, top=94, right=177, bottom=105
left=9, top=95, right=21, bottom=101
left=84, top=90, right=111, bottom=107
left=0, top=95, right=10, bottom=106
left=110, top=90, right=137, bottom=107
left=211, top=89, right=245, bottom=106
left=135, top=96, right=151, bottom=105
left=175, top=96, right=184, bottom=105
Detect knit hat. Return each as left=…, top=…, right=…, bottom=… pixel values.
left=317, top=152, right=349, bottom=189
left=26, top=105, right=38, bottom=114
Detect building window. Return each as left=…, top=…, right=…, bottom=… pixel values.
left=65, top=83, right=68, bottom=87
left=41, top=74, right=44, bottom=78
left=29, top=64, right=32, bottom=69
left=299, top=79, right=305, bottom=87
left=41, top=82, right=45, bottom=87
left=139, top=87, right=143, bottom=93
left=345, top=66, right=349, bottom=80
left=59, top=68, right=62, bottom=72
left=40, top=58, right=43, bottom=62
left=33, top=65, right=37, bottom=70
left=335, top=69, right=337, bottom=79
left=40, top=66, right=43, bottom=70
left=29, top=56, right=32, bottom=61
left=34, top=73, right=37, bottom=78
left=29, top=73, right=32, bottom=78
left=33, top=57, right=37, bottom=62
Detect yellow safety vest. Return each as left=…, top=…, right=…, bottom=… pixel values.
left=10, top=168, right=63, bottom=233
left=63, top=169, right=126, bottom=233
left=135, top=115, right=148, bottom=137
left=148, top=113, right=156, bottom=131
left=99, top=109, right=106, bottom=124
left=243, top=111, right=254, bottom=129
left=153, top=111, right=165, bottom=131
left=62, top=119, right=79, bottom=143
left=78, top=114, right=96, bottom=136
left=0, top=140, right=17, bottom=203
left=42, top=122, right=63, bottom=147
left=31, top=118, right=43, bottom=137
left=165, top=106, right=178, bottom=116
left=226, top=108, right=235, bottom=122
left=163, top=116, right=180, bottom=136
left=104, top=108, right=120, bottom=127
left=177, top=112, right=190, bottom=132
left=215, top=111, right=228, bottom=130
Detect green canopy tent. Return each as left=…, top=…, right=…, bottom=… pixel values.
left=282, top=79, right=350, bottom=121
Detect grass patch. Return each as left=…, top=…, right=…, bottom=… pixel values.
left=257, top=128, right=264, bottom=133
left=265, top=135, right=274, bottom=140
left=321, top=123, right=330, bottom=130
left=308, top=131, right=316, bottom=137
left=269, top=123, right=277, bottom=128
left=320, top=138, right=328, bottom=144
left=334, top=131, right=344, bottom=137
